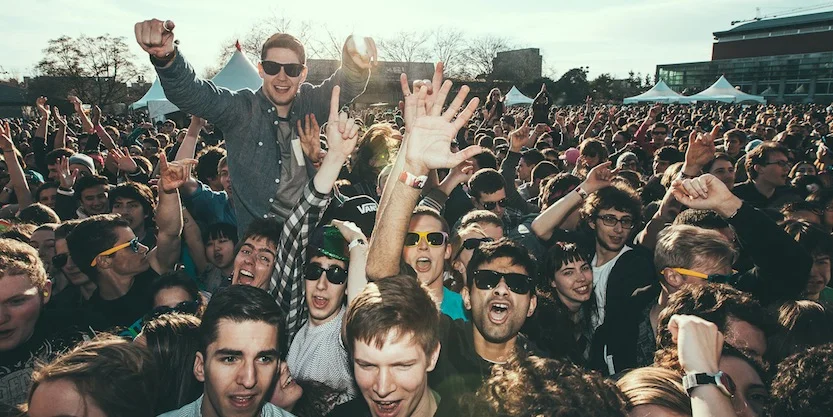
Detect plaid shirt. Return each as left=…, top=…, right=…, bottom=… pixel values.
left=269, top=181, right=331, bottom=344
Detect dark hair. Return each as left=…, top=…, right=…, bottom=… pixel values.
left=292, top=379, right=348, bottom=417
left=581, top=184, right=642, bottom=226
left=703, top=152, right=732, bottom=173
left=654, top=146, right=683, bottom=163
left=746, top=142, right=788, bottom=180
left=199, top=285, right=283, bottom=353
left=411, top=206, right=449, bottom=234
left=768, top=343, right=833, bottom=417
left=471, top=149, right=498, bottom=170
left=239, top=217, right=282, bottom=252
left=467, top=238, right=537, bottom=289
left=17, top=203, right=60, bottom=225
left=520, top=149, right=545, bottom=167
left=782, top=220, right=833, bottom=258
left=540, top=173, right=581, bottom=210
left=261, top=33, right=306, bottom=63
left=45, top=148, right=74, bottom=167
left=530, top=161, right=559, bottom=184
left=74, top=175, right=109, bottom=201
left=468, top=169, right=506, bottom=200
left=54, top=219, right=83, bottom=241
left=66, top=214, right=131, bottom=279
left=673, top=208, right=730, bottom=230
left=579, top=139, right=609, bottom=162
left=195, top=146, right=227, bottom=183
left=781, top=201, right=823, bottom=219
left=344, top=275, right=440, bottom=357
left=149, top=270, right=203, bottom=313
left=724, top=128, right=747, bottom=143
left=141, top=314, right=203, bottom=415
left=459, top=210, right=504, bottom=231
left=351, top=124, right=398, bottom=185
left=203, top=222, right=239, bottom=246
left=35, top=181, right=58, bottom=202
left=109, top=182, right=156, bottom=226
left=767, top=300, right=833, bottom=365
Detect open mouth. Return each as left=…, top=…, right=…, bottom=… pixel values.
left=574, top=284, right=591, bottom=295
left=373, top=400, right=402, bottom=417
left=273, top=85, right=291, bottom=94
left=488, top=301, right=511, bottom=324
left=414, top=257, right=432, bottom=273
left=229, top=394, right=257, bottom=409
left=312, top=295, right=328, bottom=309
left=237, top=269, right=255, bottom=285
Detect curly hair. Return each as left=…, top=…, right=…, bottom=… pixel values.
left=768, top=343, right=833, bottom=417
left=580, top=183, right=642, bottom=227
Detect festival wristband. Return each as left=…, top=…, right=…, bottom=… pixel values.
left=399, top=171, right=428, bottom=189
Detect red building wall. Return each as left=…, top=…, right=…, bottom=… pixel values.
left=712, top=31, right=833, bottom=60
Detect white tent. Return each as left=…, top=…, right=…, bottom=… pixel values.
left=504, top=86, right=534, bottom=106
left=684, top=75, right=766, bottom=104
left=623, top=80, right=687, bottom=104
left=130, top=41, right=263, bottom=121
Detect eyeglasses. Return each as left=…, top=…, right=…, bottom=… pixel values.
left=261, top=61, right=305, bottom=77
left=666, top=267, right=739, bottom=285
left=405, top=231, right=448, bottom=247
left=761, top=160, right=790, bottom=168
left=91, top=237, right=141, bottom=266
left=52, top=253, right=69, bottom=269
left=463, top=237, right=493, bottom=250
left=143, top=300, right=201, bottom=325
left=471, top=270, right=534, bottom=295
left=595, top=214, right=635, bottom=229
left=481, top=198, right=508, bottom=211
left=304, top=262, right=348, bottom=285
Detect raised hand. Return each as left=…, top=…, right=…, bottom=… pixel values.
left=52, top=106, right=67, bottom=127
left=608, top=106, right=617, bottom=117
left=324, top=86, right=359, bottom=160
left=91, top=105, right=102, bottom=126
left=134, top=19, right=176, bottom=60
left=344, top=35, right=377, bottom=70
left=35, top=97, right=49, bottom=118
left=158, top=152, right=196, bottom=192
left=649, top=104, right=662, bottom=119
left=297, top=113, right=324, bottom=164
left=67, top=95, right=83, bottom=111
left=580, top=161, right=617, bottom=194
left=669, top=314, right=722, bottom=374
left=0, top=121, right=14, bottom=152
left=399, top=62, right=445, bottom=131
left=56, top=156, right=79, bottom=189
left=508, top=116, right=531, bottom=152
left=669, top=173, right=740, bottom=217
left=331, top=219, right=367, bottom=244
left=404, top=82, right=482, bottom=174
left=111, top=147, right=139, bottom=173
left=685, top=124, right=719, bottom=170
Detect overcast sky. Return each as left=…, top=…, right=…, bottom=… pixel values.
left=1, top=0, right=828, bottom=81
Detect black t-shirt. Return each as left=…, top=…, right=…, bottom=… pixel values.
left=732, top=181, right=800, bottom=210
left=84, top=269, right=158, bottom=337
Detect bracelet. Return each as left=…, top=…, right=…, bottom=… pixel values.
left=677, top=170, right=699, bottom=180
left=575, top=186, right=589, bottom=200
left=399, top=171, right=428, bottom=189
left=348, top=237, right=367, bottom=251
left=724, top=204, right=741, bottom=220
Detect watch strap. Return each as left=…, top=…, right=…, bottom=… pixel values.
left=348, top=237, right=367, bottom=251
left=683, top=371, right=733, bottom=398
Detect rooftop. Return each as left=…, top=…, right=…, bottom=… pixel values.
left=714, top=10, right=833, bottom=37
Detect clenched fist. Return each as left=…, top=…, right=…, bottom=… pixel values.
left=134, top=19, right=176, bottom=61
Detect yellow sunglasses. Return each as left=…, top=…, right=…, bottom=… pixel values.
left=664, top=267, right=739, bottom=285
left=91, top=237, right=141, bottom=266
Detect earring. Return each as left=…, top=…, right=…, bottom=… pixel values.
left=43, top=291, right=49, bottom=297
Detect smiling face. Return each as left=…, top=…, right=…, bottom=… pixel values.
left=80, top=185, right=109, bottom=215
left=232, top=237, right=277, bottom=290
left=111, top=197, right=147, bottom=233
left=0, top=273, right=49, bottom=352
left=590, top=208, right=633, bottom=254
left=402, top=215, right=451, bottom=292
left=259, top=48, right=307, bottom=112
left=551, top=258, right=593, bottom=312
left=353, top=331, right=440, bottom=417
left=305, top=255, right=347, bottom=326
left=194, top=319, right=279, bottom=417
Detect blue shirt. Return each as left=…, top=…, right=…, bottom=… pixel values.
left=441, top=287, right=468, bottom=321
left=184, top=181, right=237, bottom=227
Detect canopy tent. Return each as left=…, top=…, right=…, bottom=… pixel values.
left=130, top=41, right=263, bottom=121
left=684, top=75, right=766, bottom=104
left=623, top=79, right=687, bottom=104
left=504, top=86, right=534, bottom=106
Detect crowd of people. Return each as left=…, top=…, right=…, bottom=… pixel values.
left=1, top=17, right=832, bottom=417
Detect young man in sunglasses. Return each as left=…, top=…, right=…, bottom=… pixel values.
left=467, top=169, right=526, bottom=237
left=135, top=18, right=376, bottom=237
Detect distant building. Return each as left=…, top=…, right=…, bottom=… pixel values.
left=491, top=48, right=543, bottom=82
left=0, top=83, right=26, bottom=118
left=306, top=59, right=434, bottom=108
left=656, top=11, right=833, bottom=103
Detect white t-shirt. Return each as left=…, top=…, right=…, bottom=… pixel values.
left=591, top=245, right=632, bottom=330
left=286, top=308, right=355, bottom=400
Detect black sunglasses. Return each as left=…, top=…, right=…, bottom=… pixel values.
left=261, top=61, right=305, bottom=77
left=143, top=300, right=200, bottom=324
left=52, top=253, right=69, bottom=269
left=304, top=262, right=348, bottom=285
left=462, top=237, right=493, bottom=250
left=471, top=270, right=534, bottom=295
left=482, top=198, right=507, bottom=210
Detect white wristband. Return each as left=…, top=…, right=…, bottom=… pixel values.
left=348, top=237, right=367, bottom=251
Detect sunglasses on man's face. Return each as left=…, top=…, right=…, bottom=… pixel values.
left=143, top=300, right=201, bottom=325
left=481, top=198, right=507, bottom=211
left=462, top=237, right=493, bottom=250
left=52, top=253, right=69, bottom=269
left=304, top=262, right=348, bottom=285
left=405, top=231, right=448, bottom=247
left=471, top=270, right=534, bottom=295
left=261, top=61, right=305, bottom=77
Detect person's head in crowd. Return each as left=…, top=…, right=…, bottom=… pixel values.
left=529, top=161, right=559, bottom=198
left=614, top=170, right=644, bottom=191
left=0, top=238, right=51, bottom=353
left=780, top=201, right=823, bottom=224
left=471, top=148, right=498, bottom=171
left=35, top=182, right=58, bottom=209
left=109, top=182, right=156, bottom=237
left=156, top=133, right=171, bottom=149
left=142, top=136, right=160, bottom=160
left=450, top=223, right=492, bottom=288
left=25, top=168, right=45, bottom=190
left=658, top=284, right=768, bottom=362
left=204, top=222, right=238, bottom=276
left=231, top=217, right=281, bottom=290
left=500, top=115, right=515, bottom=133
left=782, top=220, right=833, bottom=302
left=767, top=343, right=833, bottom=417
left=67, top=214, right=150, bottom=286
left=464, top=239, right=537, bottom=357
left=28, top=223, right=57, bottom=271
left=542, top=148, right=559, bottom=165
left=745, top=141, right=790, bottom=187
left=459, top=209, right=504, bottom=240
left=257, top=33, right=309, bottom=114
left=655, top=225, right=736, bottom=295
left=516, top=149, right=545, bottom=183
left=267, top=361, right=306, bottom=413
left=616, top=366, right=691, bottom=417
left=724, top=128, right=747, bottom=157
left=652, top=146, right=683, bottom=177
left=477, top=135, right=495, bottom=151
left=68, top=153, right=96, bottom=177
left=147, top=270, right=205, bottom=322
left=403, top=207, right=451, bottom=296
left=53, top=220, right=94, bottom=295
left=767, top=299, right=833, bottom=366
left=26, top=336, right=158, bottom=417
left=194, top=285, right=283, bottom=417
left=134, top=314, right=203, bottom=415
left=578, top=138, right=609, bottom=172
left=616, top=152, right=640, bottom=172
left=581, top=184, right=642, bottom=255
left=790, top=160, right=817, bottom=179
left=351, top=124, right=400, bottom=189
left=650, top=122, right=669, bottom=144
left=469, top=169, right=508, bottom=219
left=660, top=162, right=685, bottom=190
left=539, top=171, right=582, bottom=214
left=45, top=148, right=74, bottom=182
left=305, top=225, right=350, bottom=327
left=196, top=146, right=227, bottom=191
left=559, top=147, right=580, bottom=172
left=18, top=203, right=60, bottom=226
left=74, top=174, right=110, bottom=216
left=673, top=208, right=735, bottom=243
left=492, top=124, right=504, bottom=138
left=704, top=152, right=736, bottom=190
left=465, top=355, right=627, bottom=417
left=215, top=155, right=232, bottom=197
left=1, top=222, right=37, bottom=243
left=160, top=119, right=176, bottom=135
left=791, top=174, right=824, bottom=198
left=807, top=189, right=833, bottom=232
left=345, top=275, right=441, bottom=417
left=611, top=130, right=632, bottom=152
left=542, top=242, right=593, bottom=314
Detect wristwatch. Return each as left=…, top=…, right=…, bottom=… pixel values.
left=348, top=237, right=367, bottom=251
left=682, top=371, right=736, bottom=398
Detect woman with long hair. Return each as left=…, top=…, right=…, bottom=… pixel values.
left=483, top=88, right=504, bottom=128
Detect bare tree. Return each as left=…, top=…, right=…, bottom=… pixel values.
left=378, top=31, right=431, bottom=64
left=428, top=27, right=466, bottom=78
left=464, top=35, right=512, bottom=78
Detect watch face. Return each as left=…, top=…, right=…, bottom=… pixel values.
left=719, top=372, right=737, bottom=396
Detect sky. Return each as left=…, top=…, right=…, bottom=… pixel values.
left=1, top=0, right=829, bottom=82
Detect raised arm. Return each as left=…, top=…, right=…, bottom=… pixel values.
left=34, top=97, right=50, bottom=142
left=148, top=153, right=193, bottom=273
left=174, top=116, right=205, bottom=162
left=500, top=117, right=534, bottom=214
left=51, top=106, right=67, bottom=150
left=90, top=106, right=118, bottom=150
left=0, top=122, right=32, bottom=209
left=181, top=207, right=208, bottom=275
left=68, top=96, right=94, bottom=135
left=634, top=104, right=660, bottom=148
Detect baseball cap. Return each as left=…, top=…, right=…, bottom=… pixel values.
left=24, top=170, right=45, bottom=185
left=320, top=195, right=378, bottom=238
left=559, top=148, right=580, bottom=165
